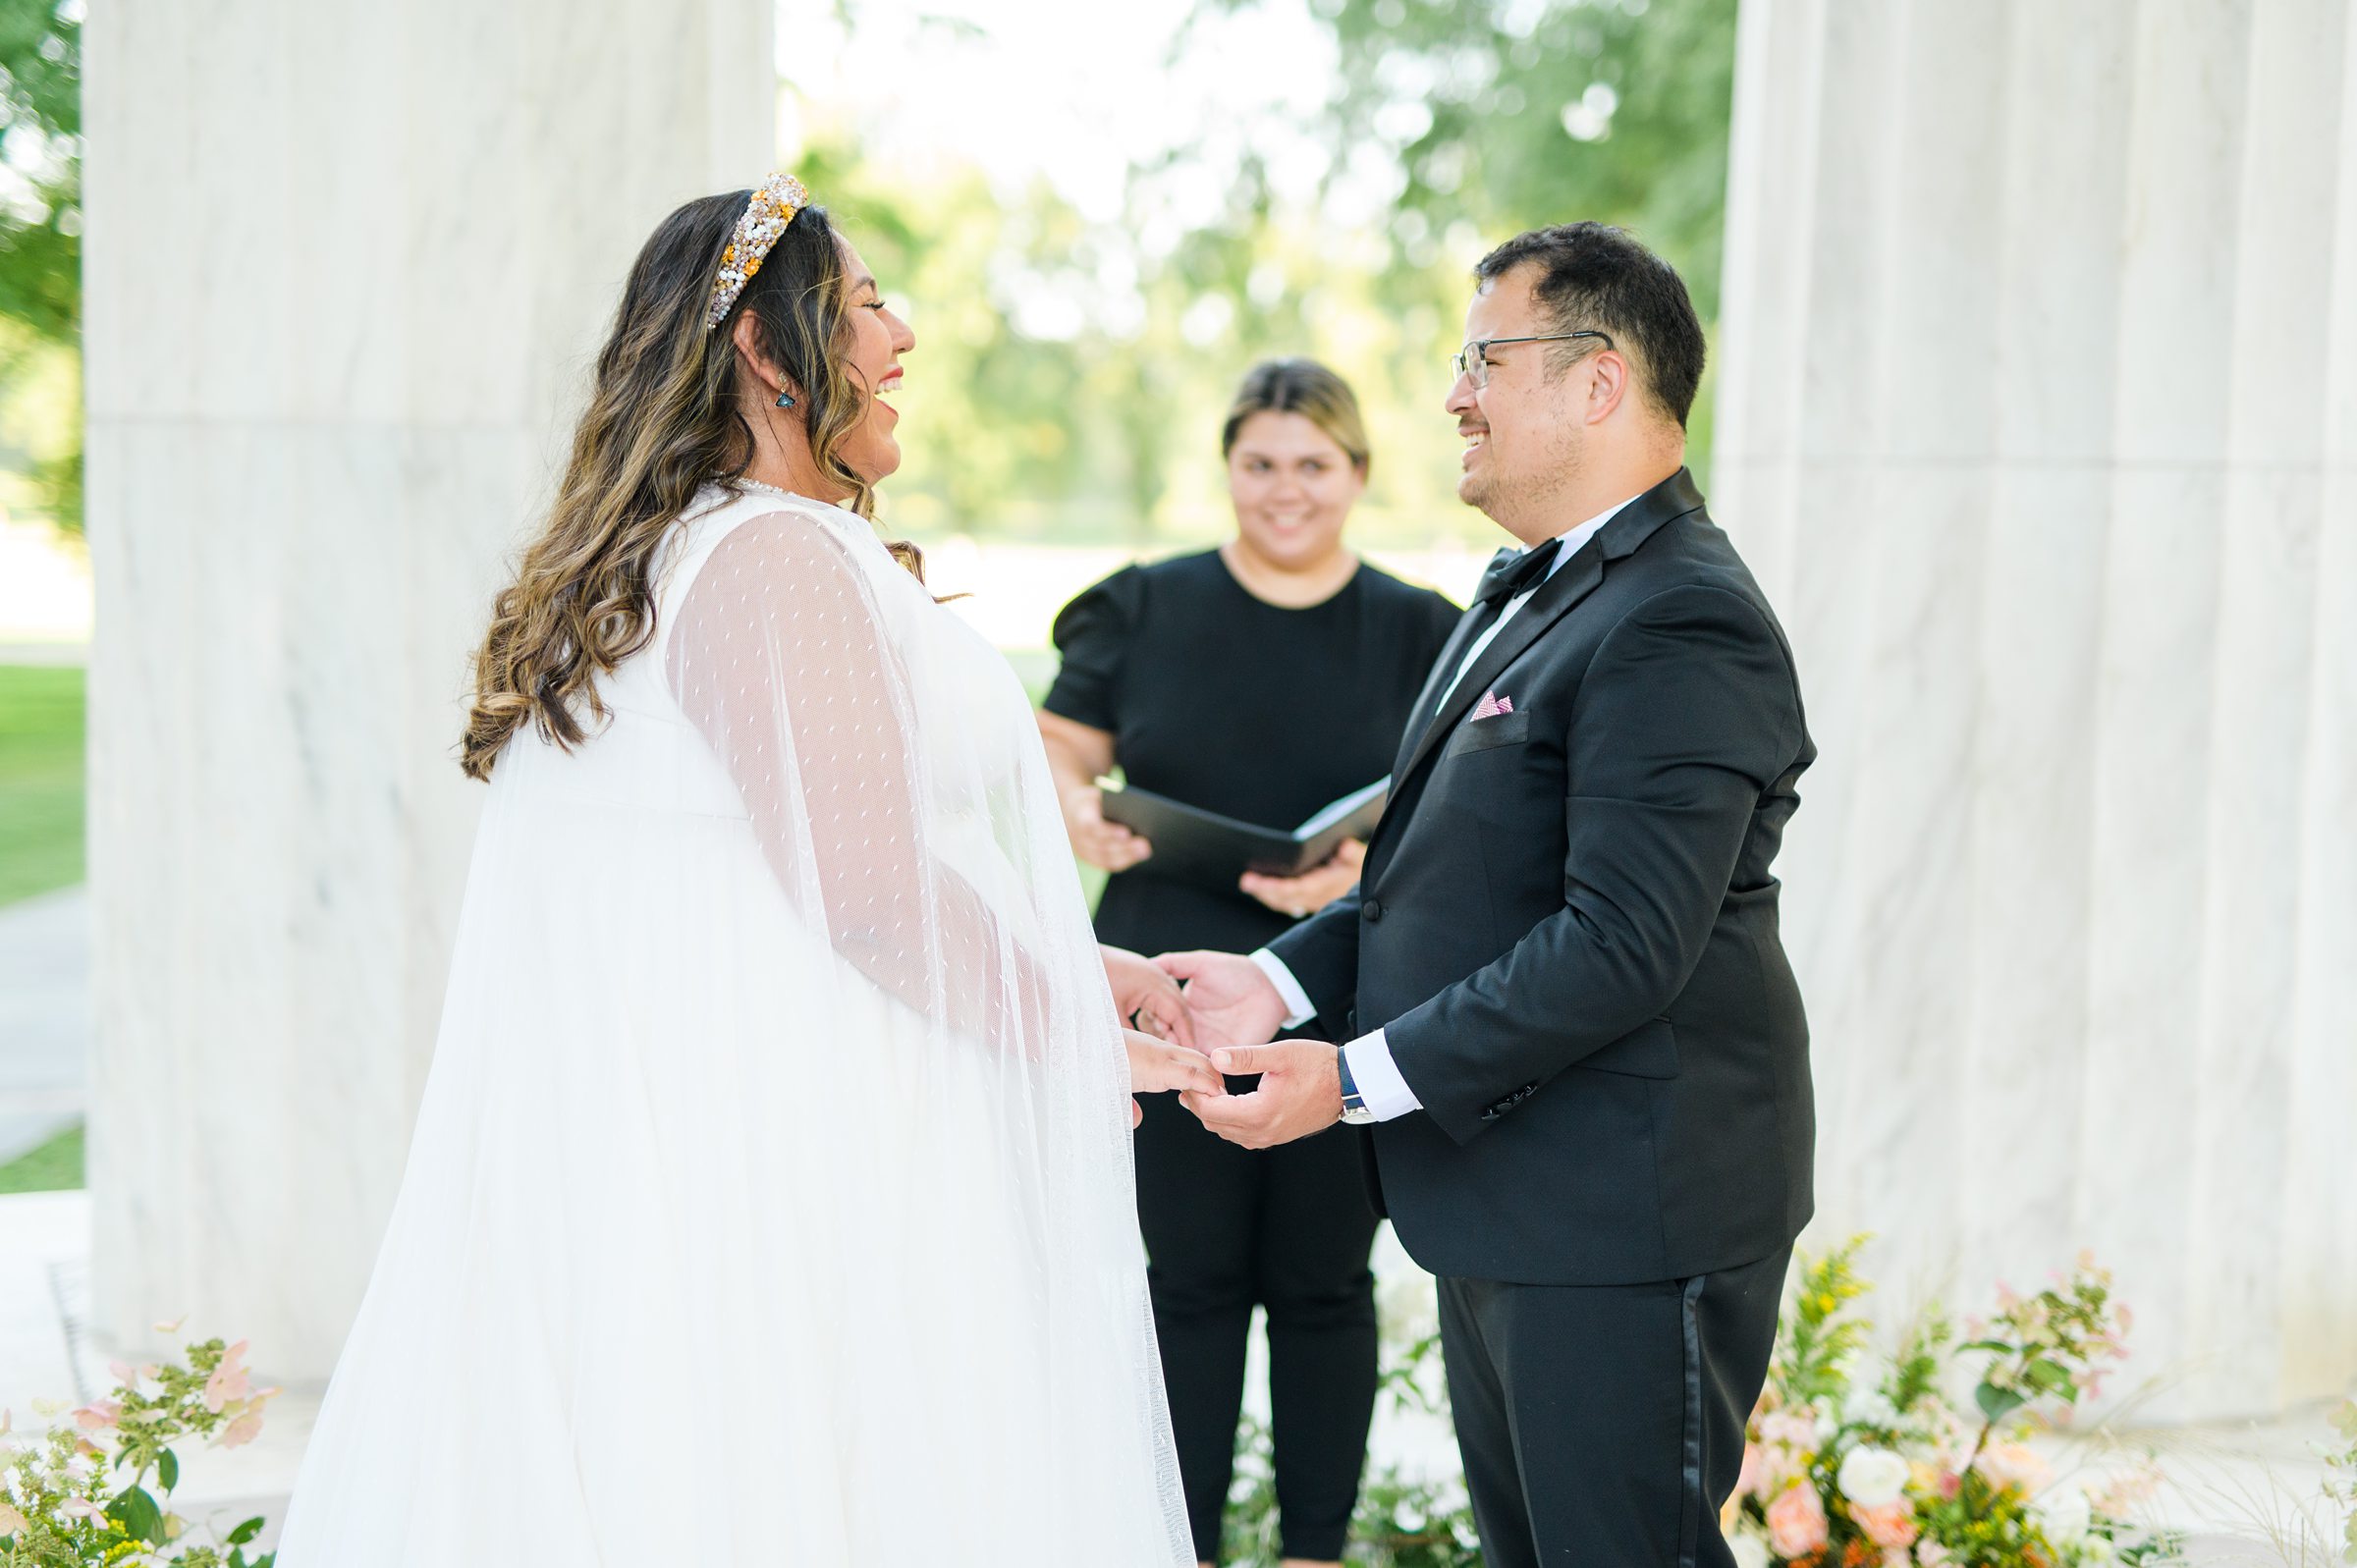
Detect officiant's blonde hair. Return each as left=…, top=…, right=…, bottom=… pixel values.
left=1220, top=357, right=1372, bottom=478
left=459, top=189, right=922, bottom=782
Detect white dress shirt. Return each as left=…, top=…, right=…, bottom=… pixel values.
left=1248, top=495, right=1637, bottom=1121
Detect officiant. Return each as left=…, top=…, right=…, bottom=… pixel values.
left=1038, top=358, right=1459, bottom=1567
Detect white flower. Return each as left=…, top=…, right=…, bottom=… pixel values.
left=2032, top=1481, right=2093, bottom=1542
left=1836, top=1444, right=1911, bottom=1508
left=1727, top=1530, right=1770, bottom=1568
left=1841, top=1381, right=1901, bottom=1430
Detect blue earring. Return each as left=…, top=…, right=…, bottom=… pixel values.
left=776, top=386, right=796, bottom=409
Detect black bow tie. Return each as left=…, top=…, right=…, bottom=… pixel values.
left=1474, top=537, right=1562, bottom=609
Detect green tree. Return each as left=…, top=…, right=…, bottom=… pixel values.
left=0, top=0, right=82, bottom=534
left=1265, top=0, right=1737, bottom=317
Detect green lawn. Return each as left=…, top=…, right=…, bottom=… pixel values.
left=0, top=663, right=84, bottom=905
left=0, top=1122, right=83, bottom=1194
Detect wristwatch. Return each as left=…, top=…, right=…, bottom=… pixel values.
left=1337, top=1046, right=1377, bottom=1126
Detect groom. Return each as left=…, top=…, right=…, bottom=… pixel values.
left=1163, top=223, right=1815, bottom=1568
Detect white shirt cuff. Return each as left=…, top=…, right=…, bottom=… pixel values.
left=1343, top=1030, right=1423, bottom=1121
left=1247, top=948, right=1317, bottom=1030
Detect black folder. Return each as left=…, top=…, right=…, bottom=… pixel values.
left=1095, top=776, right=1390, bottom=889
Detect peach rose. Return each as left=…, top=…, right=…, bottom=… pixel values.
left=1853, top=1500, right=1919, bottom=1550
left=1974, top=1440, right=2051, bottom=1494
left=1766, top=1483, right=1830, bottom=1558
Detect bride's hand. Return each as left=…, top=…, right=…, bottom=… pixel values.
left=1125, top=1027, right=1224, bottom=1126
left=1102, top=945, right=1196, bottom=1052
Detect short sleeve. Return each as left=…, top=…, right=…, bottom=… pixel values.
left=1041, top=567, right=1143, bottom=732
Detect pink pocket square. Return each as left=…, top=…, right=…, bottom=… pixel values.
left=1471, top=689, right=1514, bottom=720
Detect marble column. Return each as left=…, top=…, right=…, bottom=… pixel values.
left=1715, top=0, right=2357, bottom=1420
left=82, top=1, right=775, bottom=1379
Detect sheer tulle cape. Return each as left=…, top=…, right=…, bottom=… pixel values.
left=275, top=487, right=1191, bottom=1565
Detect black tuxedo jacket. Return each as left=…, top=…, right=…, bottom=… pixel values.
left=1269, top=468, right=1815, bottom=1286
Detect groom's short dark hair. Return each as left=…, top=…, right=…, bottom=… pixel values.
left=1474, top=223, right=1707, bottom=429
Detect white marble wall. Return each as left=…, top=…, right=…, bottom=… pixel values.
left=82, top=0, right=775, bottom=1379
left=1716, top=0, right=2357, bottom=1420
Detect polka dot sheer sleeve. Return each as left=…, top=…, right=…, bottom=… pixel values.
left=664, top=514, right=1049, bottom=1052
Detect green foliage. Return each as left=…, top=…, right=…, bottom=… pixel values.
left=1278, top=0, right=1739, bottom=319
left=2325, top=1399, right=2357, bottom=1565
left=1773, top=1234, right=1874, bottom=1410
left=0, top=0, right=80, bottom=534
left=0, top=662, right=82, bottom=905
left=0, top=1338, right=279, bottom=1567
left=0, top=1121, right=81, bottom=1195
left=1223, top=1327, right=1482, bottom=1566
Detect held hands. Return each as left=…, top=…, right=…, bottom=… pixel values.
left=1125, top=1028, right=1225, bottom=1128
left=1100, top=945, right=1194, bottom=1052
left=1151, top=949, right=1290, bottom=1052
left=1181, top=1041, right=1343, bottom=1149
left=1239, top=838, right=1366, bottom=920
left=1062, top=784, right=1153, bottom=873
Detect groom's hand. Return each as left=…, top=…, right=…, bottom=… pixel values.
left=1181, top=1041, right=1343, bottom=1150
left=1153, top=949, right=1289, bottom=1051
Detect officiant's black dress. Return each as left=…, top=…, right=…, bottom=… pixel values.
left=1046, top=548, right=1459, bottom=1562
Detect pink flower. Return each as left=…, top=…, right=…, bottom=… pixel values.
left=1734, top=1443, right=1768, bottom=1500
left=1853, top=1500, right=1920, bottom=1550
left=1766, top=1484, right=1830, bottom=1558
left=60, top=1496, right=108, bottom=1524
left=1759, top=1408, right=1821, bottom=1450
left=2115, top=1303, right=2135, bottom=1335
left=72, top=1399, right=122, bottom=1432
left=1915, top=1541, right=1953, bottom=1567
left=202, top=1340, right=251, bottom=1413
left=1935, top=1470, right=1963, bottom=1500
left=108, top=1361, right=140, bottom=1388
left=220, top=1411, right=264, bottom=1449
left=0, top=1500, right=25, bottom=1535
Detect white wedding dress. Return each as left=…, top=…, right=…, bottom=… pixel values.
left=276, top=484, right=1192, bottom=1566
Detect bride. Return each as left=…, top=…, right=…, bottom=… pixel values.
left=274, top=174, right=1213, bottom=1566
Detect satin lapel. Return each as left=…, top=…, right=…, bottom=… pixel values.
left=1391, top=466, right=1710, bottom=789
left=1396, top=547, right=1606, bottom=786
left=1393, top=603, right=1496, bottom=779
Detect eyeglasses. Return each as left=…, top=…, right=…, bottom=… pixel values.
left=1452, top=330, right=1615, bottom=390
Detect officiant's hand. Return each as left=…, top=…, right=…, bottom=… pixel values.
left=1239, top=838, right=1365, bottom=919
left=1100, top=944, right=1196, bottom=1052
left=1153, top=949, right=1290, bottom=1051
left=1061, top=784, right=1153, bottom=873
left=1180, top=1041, right=1342, bottom=1149
left=1126, top=1027, right=1226, bottom=1128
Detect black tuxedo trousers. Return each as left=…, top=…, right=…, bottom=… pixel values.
left=1267, top=469, right=1816, bottom=1565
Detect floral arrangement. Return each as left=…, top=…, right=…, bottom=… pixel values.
left=1, top=1332, right=280, bottom=1568
left=1727, top=1239, right=2174, bottom=1568
left=1224, top=1326, right=1481, bottom=1567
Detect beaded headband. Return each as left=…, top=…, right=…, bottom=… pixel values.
left=704, top=173, right=811, bottom=331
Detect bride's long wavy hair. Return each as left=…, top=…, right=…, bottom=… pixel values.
left=458, top=189, right=922, bottom=781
